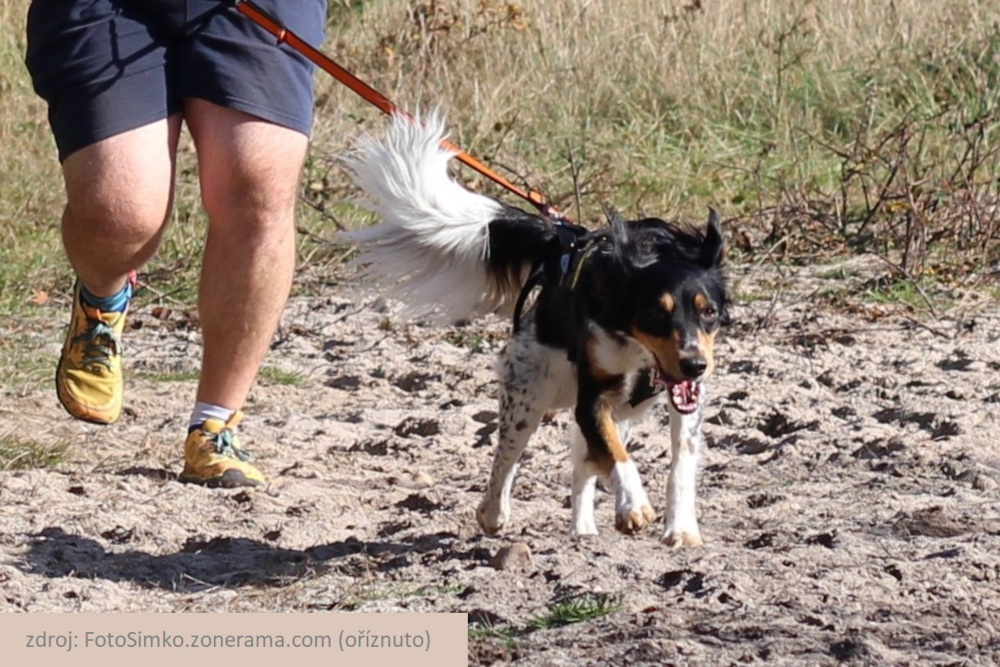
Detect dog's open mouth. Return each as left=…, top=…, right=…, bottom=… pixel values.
left=654, top=372, right=702, bottom=414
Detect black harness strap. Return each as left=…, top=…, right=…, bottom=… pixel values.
left=629, top=367, right=666, bottom=407
left=511, top=221, right=591, bottom=333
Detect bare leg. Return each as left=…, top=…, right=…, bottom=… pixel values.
left=61, top=118, right=181, bottom=296
left=182, top=99, right=307, bottom=411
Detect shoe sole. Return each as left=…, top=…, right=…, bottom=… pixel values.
left=178, top=469, right=265, bottom=488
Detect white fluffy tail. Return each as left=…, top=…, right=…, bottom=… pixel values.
left=343, top=113, right=510, bottom=322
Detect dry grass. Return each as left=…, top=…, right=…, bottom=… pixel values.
left=0, top=433, right=68, bottom=471
left=2, top=0, right=1000, bottom=310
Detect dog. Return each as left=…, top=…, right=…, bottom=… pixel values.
left=343, top=114, right=730, bottom=546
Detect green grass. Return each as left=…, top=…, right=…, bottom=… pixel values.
left=859, top=276, right=938, bottom=311
left=0, top=330, right=58, bottom=396
left=468, top=592, right=623, bottom=647
left=257, top=366, right=308, bottom=387
left=467, top=622, right=518, bottom=649
left=526, top=593, right=623, bottom=630
left=136, top=369, right=201, bottom=384
left=0, top=434, right=68, bottom=471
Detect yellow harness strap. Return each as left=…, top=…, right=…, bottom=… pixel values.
left=569, top=242, right=601, bottom=290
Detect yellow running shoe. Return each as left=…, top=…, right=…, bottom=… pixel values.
left=179, top=412, right=266, bottom=487
left=55, top=276, right=134, bottom=425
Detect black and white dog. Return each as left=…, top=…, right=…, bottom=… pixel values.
left=343, top=114, right=729, bottom=546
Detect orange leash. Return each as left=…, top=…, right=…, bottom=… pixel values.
left=232, top=0, right=565, bottom=221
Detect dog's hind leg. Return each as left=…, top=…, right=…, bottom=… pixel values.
left=476, top=382, right=547, bottom=535
left=662, top=405, right=705, bottom=547
left=477, top=333, right=569, bottom=536
left=569, top=427, right=599, bottom=535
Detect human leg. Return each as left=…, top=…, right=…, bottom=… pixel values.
left=55, top=119, right=181, bottom=424
left=26, top=0, right=184, bottom=423
left=172, top=0, right=324, bottom=485
left=61, top=121, right=181, bottom=297
left=177, top=99, right=308, bottom=486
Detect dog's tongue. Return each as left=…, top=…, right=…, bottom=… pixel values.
left=651, top=370, right=701, bottom=413
left=667, top=379, right=700, bottom=414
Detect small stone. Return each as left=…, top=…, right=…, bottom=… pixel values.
left=388, top=471, right=435, bottom=489
left=490, top=542, right=532, bottom=571
left=411, top=470, right=434, bottom=488
left=972, top=474, right=998, bottom=492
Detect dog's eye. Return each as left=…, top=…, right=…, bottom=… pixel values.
left=701, top=307, right=718, bottom=321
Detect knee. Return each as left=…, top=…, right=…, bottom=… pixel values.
left=62, top=190, right=173, bottom=261
left=63, top=164, right=173, bottom=248
left=61, top=130, right=176, bottom=244
left=200, top=173, right=299, bottom=241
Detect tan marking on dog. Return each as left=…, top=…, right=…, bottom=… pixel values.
left=660, top=293, right=675, bottom=314
left=598, top=407, right=630, bottom=464
left=631, top=329, right=683, bottom=379
left=693, top=292, right=710, bottom=312
left=696, top=329, right=718, bottom=377
left=663, top=531, right=705, bottom=548
left=618, top=502, right=656, bottom=535
left=583, top=402, right=631, bottom=475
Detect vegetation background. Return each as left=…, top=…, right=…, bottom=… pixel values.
left=2, top=5, right=1000, bottom=662
left=3, top=0, right=1000, bottom=443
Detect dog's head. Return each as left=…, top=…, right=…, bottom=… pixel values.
left=604, top=207, right=730, bottom=414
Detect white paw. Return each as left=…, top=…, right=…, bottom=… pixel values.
left=615, top=502, right=656, bottom=534
left=611, top=461, right=654, bottom=534
left=476, top=499, right=508, bottom=536
left=571, top=515, right=599, bottom=536
left=662, top=526, right=703, bottom=547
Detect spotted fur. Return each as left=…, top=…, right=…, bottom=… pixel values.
left=344, top=113, right=730, bottom=544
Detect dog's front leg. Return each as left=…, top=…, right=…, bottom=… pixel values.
left=662, top=404, right=705, bottom=547
left=576, top=396, right=655, bottom=535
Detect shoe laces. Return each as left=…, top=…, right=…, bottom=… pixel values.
left=73, top=318, right=122, bottom=372
left=208, top=427, right=254, bottom=463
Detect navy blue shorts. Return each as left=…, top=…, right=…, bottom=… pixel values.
left=25, top=0, right=327, bottom=162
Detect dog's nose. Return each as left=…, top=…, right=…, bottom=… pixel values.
left=679, top=357, right=708, bottom=379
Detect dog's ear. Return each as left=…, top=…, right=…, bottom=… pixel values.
left=603, top=202, right=632, bottom=268
left=603, top=203, right=657, bottom=273
left=603, top=202, right=628, bottom=241
left=701, top=207, right=725, bottom=268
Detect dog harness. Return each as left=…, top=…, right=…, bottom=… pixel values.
left=510, top=221, right=603, bottom=332
left=509, top=220, right=668, bottom=407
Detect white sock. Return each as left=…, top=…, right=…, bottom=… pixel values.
left=188, top=402, right=235, bottom=432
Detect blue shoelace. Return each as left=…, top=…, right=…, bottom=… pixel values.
left=72, top=320, right=121, bottom=372
left=208, top=428, right=254, bottom=462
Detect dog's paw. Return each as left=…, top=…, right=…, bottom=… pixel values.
left=476, top=501, right=508, bottom=536
left=661, top=529, right=704, bottom=548
left=570, top=497, right=598, bottom=535
left=614, top=503, right=656, bottom=535
left=611, top=461, right=654, bottom=535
